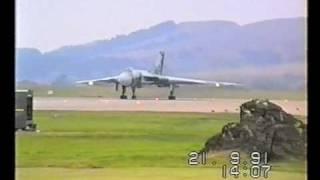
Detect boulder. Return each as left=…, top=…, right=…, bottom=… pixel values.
left=201, top=99, right=306, bottom=160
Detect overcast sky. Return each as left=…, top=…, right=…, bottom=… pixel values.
left=16, top=0, right=306, bottom=52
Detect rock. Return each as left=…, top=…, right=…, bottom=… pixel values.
left=201, top=99, right=306, bottom=160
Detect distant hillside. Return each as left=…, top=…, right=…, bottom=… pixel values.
left=16, top=17, right=306, bottom=90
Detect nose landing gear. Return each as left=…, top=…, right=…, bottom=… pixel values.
left=120, top=86, right=137, bottom=99
left=168, top=95, right=176, bottom=100
left=120, top=95, right=127, bottom=99
left=120, top=86, right=127, bottom=99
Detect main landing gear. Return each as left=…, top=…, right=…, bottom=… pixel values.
left=168, top=84, right=176, bottom=100
left=120, top=85, right=177, bottom=100
left=131, top=87, right=137, bottom=99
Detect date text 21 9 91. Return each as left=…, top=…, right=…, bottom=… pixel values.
left=188, top=151, right=271, bottom=179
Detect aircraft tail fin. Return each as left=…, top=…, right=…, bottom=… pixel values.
left=154, top=51, right=165, bottom=75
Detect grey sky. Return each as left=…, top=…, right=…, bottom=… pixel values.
left=16, top=0, right=306, bottom=52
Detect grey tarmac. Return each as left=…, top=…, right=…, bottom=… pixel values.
left=33, top=97, right=307, bottom=116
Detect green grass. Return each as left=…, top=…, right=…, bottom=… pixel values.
left=16, top=111, right=306, bottom=179
left=16, top=167, right=306, bottom=180
left=16, top=111, right=237, bottom=168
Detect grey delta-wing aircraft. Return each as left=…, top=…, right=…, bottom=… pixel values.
left=76, top=52, right=242, bottom=99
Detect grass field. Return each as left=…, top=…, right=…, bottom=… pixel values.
left=16, top=111, right=306, bottom=180
left=16, top=85, right=306, bottom=100
left=17, top=167, right=306, bottom=180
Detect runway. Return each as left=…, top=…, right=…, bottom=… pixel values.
left=33, top=97, right=307, bottom=116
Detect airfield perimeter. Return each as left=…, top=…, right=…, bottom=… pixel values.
left=34, top=97, right=306, bottom=116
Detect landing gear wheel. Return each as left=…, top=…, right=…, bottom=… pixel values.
left=168, top=96, right=176, bottom=100
left=120, top=95, right=128, bottom=99
left=132, top=95, right=137, bottom=99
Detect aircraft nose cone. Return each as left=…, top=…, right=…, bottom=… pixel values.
left=118, top=72, right=133, bottom=86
